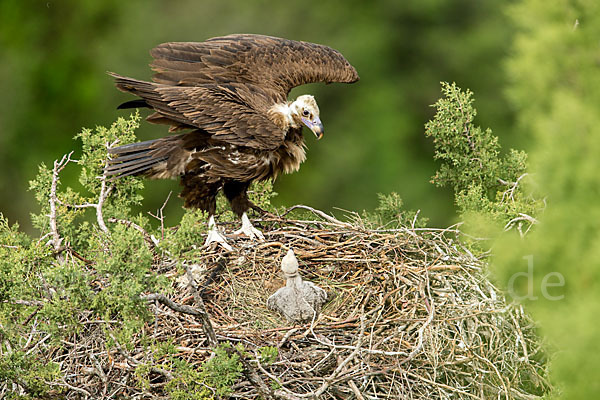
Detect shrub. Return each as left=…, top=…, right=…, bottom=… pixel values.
left=425, top=82, right=543, bottom=236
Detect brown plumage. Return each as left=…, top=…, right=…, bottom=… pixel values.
left=106, top=34, right=358, bottom=219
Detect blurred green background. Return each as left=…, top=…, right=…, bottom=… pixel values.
left=0, top=0, right=517, bottom=233
left=2, top=1, right=600, bottom=398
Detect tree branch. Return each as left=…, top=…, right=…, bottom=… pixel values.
left=108, top=218, right=159, bottom=250
left=141, top=293, right=217, bottom=346
left=49, top=151, right=74, bottom=262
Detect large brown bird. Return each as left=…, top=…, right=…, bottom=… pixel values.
left=106, top=34, right=358, bottom=249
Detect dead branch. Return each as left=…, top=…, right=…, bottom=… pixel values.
left=108, top=217, right=159, bottom=250
left=49, top=151, right=75, bottom=261
left=141, top=293, right=217, bottom=347
left=148, top=191, right=173, bottom=240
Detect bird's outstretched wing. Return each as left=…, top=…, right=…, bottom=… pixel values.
left=111, top=73, right=286, bottom=149
left=149, top=34, right=359, bottom=100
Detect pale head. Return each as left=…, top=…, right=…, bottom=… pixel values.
left=281, top=248, right=299, bottom=275
left=290, top=95, right=324, bottom=139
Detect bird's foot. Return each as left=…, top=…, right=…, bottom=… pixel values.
left=234, top=212, right=265, bottom=241
left=204, top=216, right=233, bottom=251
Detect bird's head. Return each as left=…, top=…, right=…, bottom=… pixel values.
left=291, top=95, right=324, bottom=139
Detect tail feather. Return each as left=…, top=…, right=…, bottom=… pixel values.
left=105, top=157, right=159, bottom=176
left=108, top=138, right=161, bottom=155
left=106, top=158, right=165, bottom=177
left=106, top=137, right=167, bottom=178
left=105, top=134, right=189, bottom=179
left=107, top=151, right=152, bottom=163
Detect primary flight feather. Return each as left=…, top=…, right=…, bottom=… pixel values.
left=106, top=34, right=358, bottom=246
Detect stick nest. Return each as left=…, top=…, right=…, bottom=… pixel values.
left=50, top=208, right=551, bottom=399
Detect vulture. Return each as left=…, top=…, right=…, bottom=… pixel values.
left=106, top=34, right=359, bottom=249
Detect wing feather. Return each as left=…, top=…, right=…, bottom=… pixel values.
left=111, top=73, right=285, bottom=150
left=111, top=35, right=358, bottom=150
left=150, top=34, right=359, bottom=98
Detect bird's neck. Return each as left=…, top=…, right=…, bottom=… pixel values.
left=268, top=102, right=301, bottom=130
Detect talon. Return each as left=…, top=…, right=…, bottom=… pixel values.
left=204, top=216, right=233, bottom=251
left=234, top=212, right=265, bottom=241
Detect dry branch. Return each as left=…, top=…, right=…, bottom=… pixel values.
left=49, top=151, right=75, bottom=261
left=141, top=293, right=217, bottom=347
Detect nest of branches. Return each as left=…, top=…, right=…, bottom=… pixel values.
left=44, top=207, right=550, bottom=399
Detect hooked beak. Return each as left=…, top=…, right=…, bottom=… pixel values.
left=301, top=116, right=324, bottom=140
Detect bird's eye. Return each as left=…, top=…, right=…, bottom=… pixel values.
left=302, top=109, right=309, bottom=117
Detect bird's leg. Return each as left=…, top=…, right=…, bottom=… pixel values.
left=234, top=212, right=265, bottom=241
left=223, top=181, right=266, bottom=241
left=204, top=215, right=233, bottom=251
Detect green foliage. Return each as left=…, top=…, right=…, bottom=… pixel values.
left=258, top=345, right=278, bottom=366
left=0, top=351, right=62, bottom=399
left=425, top=82, right=543, bottom=233
left=248, top=180, right=279, bottom=213
left=1, top=114, right=286, bottom=397
left=165, top=342, right=244, bottom=400
left=0, top=215, right=30, bottom=303
left=131, top=340, right=245, bottom=400
left=92, top=221, right=165, bottom=327
left=159, top=209, right=208, bottom=259
left=426, top=82, right=504, bottom=192
left=0, top=115, right=171, bottom=396
left=362, top=192, right=428, bottom=229
left=493, top=0, right=600, bottom=398
left=76, top=113, right=144, bottom=200
left=199, top=343, right=244, bottom=398
left=28, top=114, right=144, bottom=249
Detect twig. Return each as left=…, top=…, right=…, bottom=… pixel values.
left=44, top=379, right=92, bottom=397
left=24, top=333, right=51, bottom=356
left=51, top=143, right=116, bottom=235
left=89, top=352, right=108, bottom=383
left=283, top=205, right=351, bottom=227
left=273, top=390, right=302, bottom=400
left=499, top=173, right=529, bottom=203
left=230, top=345, right=277, bottom=400
left=348, top=379, right=365, bottom=400
left=148, top=191, right=172, bottom=240
left=184, top=261, right=220, bottom=347
left=309, top=307, right=368, bottom=398
left=504, top=213, right=539, bottom=236
left=108, top=217, right=159, bottom=250
left=399, top=271, right=435, bottom=365
left=108, top=332, right=173, bottom=380
left=141, top=293, right=217, bottom=347
left=8, top=299, right=44, bottom=307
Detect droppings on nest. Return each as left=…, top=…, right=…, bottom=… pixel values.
left=53, top=207, right=552, bottom=399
